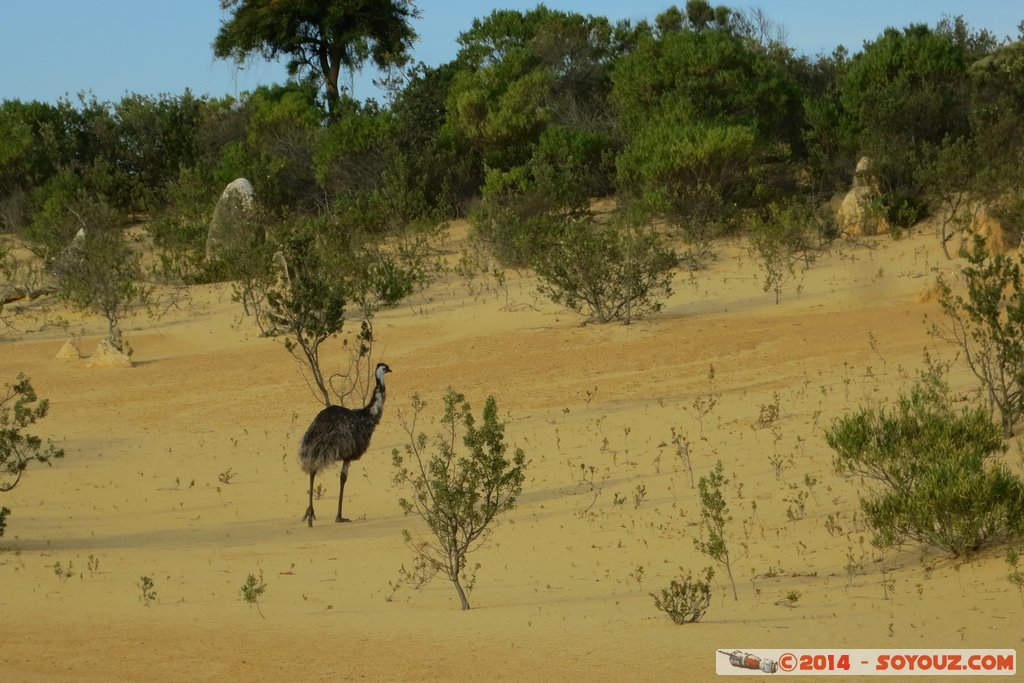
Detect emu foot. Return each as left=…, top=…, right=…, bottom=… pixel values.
left=302, top=506, right=316, bottom=527
left=335, top=515, right=351, bottom=523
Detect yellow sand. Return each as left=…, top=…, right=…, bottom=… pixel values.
left=0, top=227, right=1018, bottom=681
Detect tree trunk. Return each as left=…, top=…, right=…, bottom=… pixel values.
left=452, top=575, right=471, bottom=610
left=107, top=315, right=123, bottom=353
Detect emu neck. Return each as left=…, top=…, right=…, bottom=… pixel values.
left=366, top=379, right=386, bottom=421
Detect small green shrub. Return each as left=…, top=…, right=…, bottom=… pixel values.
left=471, top=184, right=564, bottom=269
left=934, top=235, right=1024, bottom=436
left=748, top=200, right=834, bottom=304
left=535, top=217, right=677, bottom=324
left=651, top=566, right=714, bottom=624
left=884, top=193, right=927, bottom=230
left=241, top=570, right=267, bottom=618
left=825, top=375, right=1024, bottom=557
left=367, top=253, right=417, bottom=307
left=695, top=460, right=737, bottom=600
left=138, top=576, right=156, bottom=606
left=263, top=223, right=375, bottom=407
left=49, top=196, right=148, bottom=352
left=1, top=374, right=64, bottom=536
left=392, top=389, right=527, bottom=610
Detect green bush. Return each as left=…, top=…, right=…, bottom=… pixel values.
left=392, top=389, right=527, bottom=610
left=651, top=566, right=714, bottom=624
left=1, top=374, right=64, bottom=536
left=49, top=196, right=146, bottom=352
left=263, top=222, right=369, bottom=406
left=534, top=217, right=677, bottom=324
left=367, top=255, right=416, bottom=307
left=825, top=376, right=1024, bottom=557
left=146, top=166, right=219, bottom=283
left=748, top=200, right=835, bottom=303
left=883, top=193, right=927, bottom=230
left=934, top=235, right=1024, bottom=436
left=470, top=166, right=563, bottom=268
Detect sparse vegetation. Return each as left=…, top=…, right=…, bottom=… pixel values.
left=262, top=227, right=377, bottom=408
left=49, top=202, right=148, bottom=353
left=1006, top=549, right=1024, bottom=605
left=0, top=374, right=64, bottom=536
left=392, top=389, right=527, bottom=610
left=651, top=566, right=714, bottom=624
left=240, top=570, right=267, bottom=618
left=3, top=0, right=1024, bottom=674
left=934, top=235, right=1024, bottom=436
left=138, top=576, right=157, bottom=606
left=748, top=201, right=833, bottom=303
left=695, top=460, right=738, bottom=600
left=52, top=560, right=75, bottom=580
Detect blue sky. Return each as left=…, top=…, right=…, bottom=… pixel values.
left=0, top=1, right=1020, bottom=105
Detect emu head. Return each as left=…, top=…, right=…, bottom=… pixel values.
left=375, top=362, right=392, bottom=384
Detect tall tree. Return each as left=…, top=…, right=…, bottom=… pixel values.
left=839, top=24, right=971, bottom=223
left=213, top=0, right=419, bottom=117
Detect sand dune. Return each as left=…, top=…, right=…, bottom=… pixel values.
left=0, top=228, right=1018, bottom=681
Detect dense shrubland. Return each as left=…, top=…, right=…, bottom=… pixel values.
left=0, top=2, right=1022, bottom=324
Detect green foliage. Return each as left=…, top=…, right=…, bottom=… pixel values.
left=23, top=170, right=90, bottom=256
left=471, top=121, right=616, bottom=269
left=610, top=14, right=805, bottom=233
left=109, top=92, right=204, bottom=212
left=1007, top=548, right=1024, bottom=604
left=50, top=197, right=147, bottom=352
left=825, top=375, right=1024, bottom=557
left=914, top=136, right=983, bottom=258
left=240, top=570, right=267, bottom=618
left=840, top=24, right=971, bottom=215
left=391, top=61, right=480, bottom=216
left=137, top=576, right=156, bottom=606
left=616, top=117, right=759, bottom=245
left=800, top=47, right=859, bottom=197
left=528, top=126, right=615, bottom=213
left=612, top=24, right=802, bottom=143
left=214, top=0, right=418, bottom=116
left=694, top=459, right=737, bottom=600
left=748, top=200, right=834, bottom=303
left=243, top=84, right=322, bottom=210
left=0, top=374, right=64, bottom=536
left=651, top=566, right=714, bottom=624
left=264, top=220, right=373, bottom=407
left=392, top=389, right=527, bottom=610
left=146, top=166, right=220, bottom=283
left=366, top=250, right=419, bottom=307
left=935, top=236, right=1024, bottom=436
left=471, top=166, right=563, bottom=268
left=446, top=7, right=621, bottom=173
left=315, top=99, right=395, bottom=200
left=534, top=217, right=677, bottom=324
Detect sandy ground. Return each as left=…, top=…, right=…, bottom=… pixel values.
left=0, top=226, right=1020, bottom=681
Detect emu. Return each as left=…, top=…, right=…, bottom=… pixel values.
left=299, top=362, right=391, bottom=526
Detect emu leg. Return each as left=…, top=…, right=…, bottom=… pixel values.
left=336, top=461, right=351, bottom=523
left=302, top=471, right=316, bottom=527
